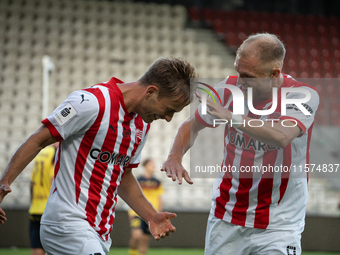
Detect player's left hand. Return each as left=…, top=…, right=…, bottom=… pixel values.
left=0, top=183, right=12, bottom=204
left=148, top=212, right=177, bottom=240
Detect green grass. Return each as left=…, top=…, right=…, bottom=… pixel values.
left=0, top=247, right=340, bottom=255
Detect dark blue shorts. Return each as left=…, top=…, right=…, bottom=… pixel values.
left=130, top=216, right=151, bottom=235
left=29, top=214, right=43, bottom=249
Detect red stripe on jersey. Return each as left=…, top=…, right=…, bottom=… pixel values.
left=74, top=88, right=106, bottom=205
left=127, top=163, right=139, bottom=168
left=194, top=110, right=215, bottom=128
left=254, top=149, right=277, bottom=228
left=97, top=116, right=141, bottom=236
left=99, top=117, right=146, bottom=238
left=223, top=84, right=232, bottom=105
left=54, top=143, right=62, bottom=178
left=214, top=161, right=233, bottom=219
left=278, top=144, right=292, bottom=204
left=85, top=89, right=120, bottom=234
left=214, top=127, right=237, bottom=219
left=231, top=133, right=255, bottom=226
left=42, top=119, right=64, bottom=141
left=97, top=165, right=121, bottom=238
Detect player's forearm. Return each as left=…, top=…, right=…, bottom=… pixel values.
left=0, top=125, right=56, bottom=186
left=237, top=116, right=300, bottom=148
left=118, top=169, right=157, bottom=223
left=167, top=116, right=201, bottom=161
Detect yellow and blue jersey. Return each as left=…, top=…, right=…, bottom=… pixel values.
left=28, top=145, right=56, bottom=215
left=128, top=176, right=164, bottom=217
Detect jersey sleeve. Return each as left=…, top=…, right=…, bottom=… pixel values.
left=195, top=78, right=228, bottom=128
left=42, top=90, right=99, bottom=141
left=280, top=87, right=319, bottom=136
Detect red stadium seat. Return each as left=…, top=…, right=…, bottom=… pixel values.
left=212, top=19, right=224, bottom=35
left=312, top=72, right=321, bottom=78
left=237, top=20, right=247, bottom=33
left=202, top=8, right=215, bottom=25
left=188, top=6, right=201, bottom=22
left=248, top=11, right=261, bottom=22
left=249, top=20, right=260, bottom=34
left=324, top=72, right=333, bottom=78
left=224, top=31, right=237, bottom=49
left=270, top=21, right=281, bottom=35
left=260, top=21, right=270, bottom=32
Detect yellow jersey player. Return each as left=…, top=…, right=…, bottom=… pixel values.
left=29, top=142, right=58, bottom=255
left=128, top=158, right=164, bottom=255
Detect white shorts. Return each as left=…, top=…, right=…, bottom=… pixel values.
left=40, top=224, right=112, bottom=255
left=205, top=214, right=302, bottom=255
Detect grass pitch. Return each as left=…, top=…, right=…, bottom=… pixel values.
left=0, top=247, right=340, bottom=254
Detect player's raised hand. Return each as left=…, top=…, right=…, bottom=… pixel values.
left=0, top=183, right=11, bottom=204
left=148, top=212, right=177, bottom=240
left=161, top=158, right=193, bottom=185
left=196, top=91, right=232, bottom=121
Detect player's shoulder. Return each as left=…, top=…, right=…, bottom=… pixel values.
left=65, top=89, right=100, bottom=107
left=225, top=76, right=238, bottom=85
left=283, top=74, right=318, bottom=92
left=214, top=76, right=238, bottom=87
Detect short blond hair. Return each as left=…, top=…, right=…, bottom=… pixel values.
left=139, top=57, right=198, bottom=103
left=237, top=33, right=286, bottom=69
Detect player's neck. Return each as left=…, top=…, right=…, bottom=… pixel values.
left=118, top=81, right=145, bottom=113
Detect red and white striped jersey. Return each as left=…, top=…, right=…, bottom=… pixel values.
left=195, top=74, right=319, bottom=231
left=41, top=77, right=151, bottom=241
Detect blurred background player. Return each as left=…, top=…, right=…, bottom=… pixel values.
left=29, top=142, right=58, bottom=255
left=128, top=158, right=164, bottom=255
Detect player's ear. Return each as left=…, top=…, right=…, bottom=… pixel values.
left=271, top=68, right=281, bottom=78
left=145, top=85, right=159, bottom=98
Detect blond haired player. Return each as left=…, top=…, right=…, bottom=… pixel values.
left=0, top=57, right=197, bottom=255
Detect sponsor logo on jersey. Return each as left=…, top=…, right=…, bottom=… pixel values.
left=109, top=125, right=116, bottom=134
left=135, top=129, right=143, bottom=143
left=228, top=129, right=277, bottom=151
left=123, top=127, right=131, bottom=137
left=54, top=102, right=78, bottom=126
left=90, top=148, right=131, bottom=167
left=80, top=94, right=89, bottom=104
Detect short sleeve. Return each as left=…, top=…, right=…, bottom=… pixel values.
left=280, top=87, right=319, bottom=136
left=42, top=90, right=99, bottom=141
left=195, top=79, right=228, bottom=128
